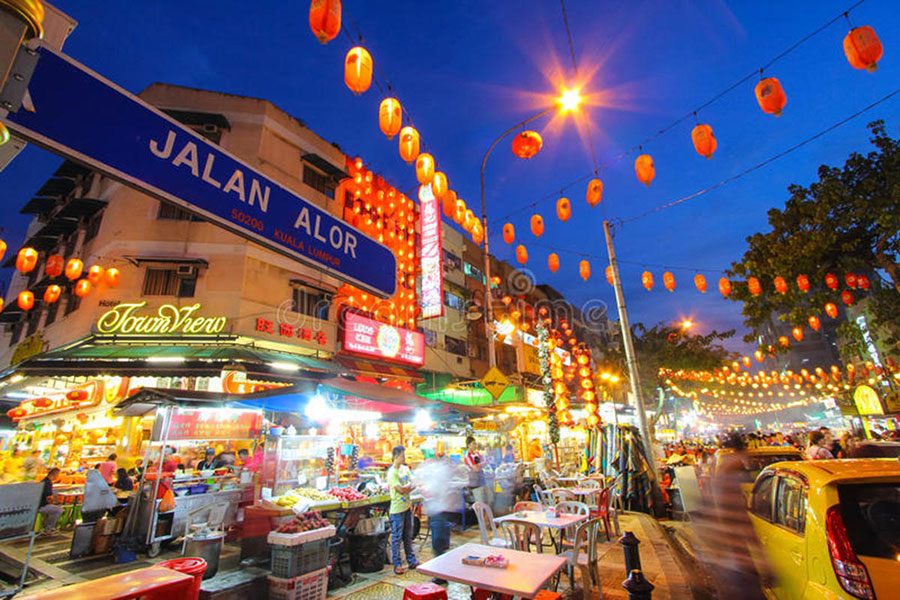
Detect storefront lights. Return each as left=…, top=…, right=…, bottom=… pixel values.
left=414, top=409, right=432, bottom=431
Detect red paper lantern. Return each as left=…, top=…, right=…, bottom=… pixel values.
left=825, top=273, right=839, bottom=290
left=17, top=290, right=34, bottom=311
left=748, top=277, right=762, bottom=296
left=641, top=271, right=654, bottom=291
left=515, top=245, right=528, bottom=265
left=556, top=197, right=571, bottom=222
left=309, top=0, right=341, bottom=44
left=844, top=273, right=857, bottom=289
left=65, top=258, right=83, bottom=281
left=502, top=223, right=515, bottom=245
left=808, top=315, right=821, bottom=331
left=606, top=266, right=614, bottom=286
left=43, top=285, right=61, bottom=304
left=718, top=277, right=732, bottom=297
left=105, top=267, right=120, bottom=288
left=742, top=356, right=751, bottom=369
left=501, top=295, right=512, bottom=306
left=33, top=397, right=52, bottom=408
left=778, top=336, right=790, bottom=348
left=579, top=260, right=590, bottom=281
left=841, top=290, right=854, bottom=306
left=773, top=276, right=788, bottom=294
left=511, top=131, right=542, bottom=159
left=792, top=327, right=803, bottom=342
left=67, top=389, right=89, bottom=402
left=796, top=274, right=810, bottom=292
left=16, top=247, right=38, bottom=274
left=74, top=278, right=91, bottom=297
left=857, top=274, right=870, bottom=290
left=754, top=77, right=786, bottom=116
left=0, top=239, right=5, bottom=263
left=344, top=47, right=373, bottom=95
left=691, top=124, right=717, bottom=159
left=87, top=265, right=104, bottom=286
left=754, top=350, right=765, bottom=363
left=45, top=254, right=64, bottom=278
left=548, top=253, right=560, bottom=273
left=844, top=26, right=883, bottom=72
left=663, top=272, right=675, bottom=292
left=414, top=152, right=434, bottom=185
left=530, top=214, right=544, bottom=237
left=398, top=127, right=420, bottom=164
left=825, top=302, right=838, bottom=318
left=379, top=98, right=402, bottom=140
left=586, top=178, right=603, bottom=207
left=694, top=274, right=707, bottom=293
left=634, top=154, right=655, bottom=186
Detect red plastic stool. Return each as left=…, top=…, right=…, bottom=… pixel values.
left=157, top=557, right=207, bottom=600
left=472, top=588, right=512, bottom=600
left=403, top=582, right=448, bottom=600
left=532, top=591, right=562, bottom=600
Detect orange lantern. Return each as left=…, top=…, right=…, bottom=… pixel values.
left=792, top=327, right=803, bottom=342
left=641, top=271, right=654, bottom=291
left=75, top=278, right=91, bottom=297
left=441, top=190, right=456, bottom=218
left=844, top=273, right=857, bottom=289
left=556, top=197, right=571, bottom=222
left=414, top=152, right=434, bottom=184
left=398, top=126, right=420, bottom=164
left=748, top=277, right=762, bottom=296
left=471, top=220, right=484, bottom=245
left=309, top=0, right=341, bottom=44
left=858, top=274, right=870, bottom=290
left=17, top=290, right=34, bottom=311
left=503, top=223, right=515, bottom=245
left=45, top=254, right=64, bottom=278
left=754, top=349, right=765, bottom=363
left=742, top=356, right=752, bottom=369
left=606, top=266, right=614, bottom=286
left=579, top=260, right=590, bottom=281
left=844, top=26, right=882, bottom=72
left=778, top=336, right=789, bottom=348
left=87, top=265, right=104, bottom=286
left=105, top=267, right=120, bottom=287
left=0, top=239, right=5, bottom=263
left=754, top=77, right=786, bottom=116
left=511, top=131, right=542, bottom=159
left=663, top=272, right=675, bottom=292
left=586, top=178, right=603, bottom=207
left=530, top=214, right=544, bottom=237
left=491, top=275, right=501, bottom=286
left=808, top=315, right=821, bottom=331
left=515, top=245, right=528, bottom=265
left=431, top=171, right=448, bottom=201
left=718, top=277, right=732, bottom=297
left=344, top=47, right=372, bottom=95
left=379, top=97, right=402, bottom=139
left=65, top=258, right=83, bottom=281
left=16, top=247, right=38, bottom=274
left=548, top=253, right=560, bottom=273
left=824, top=273, right=838, bottom=290
left=453, top=198, right=465, bottom=224
left=796, top=274, right=810, bottom=292
left=773, top=276, right=788, bottom=294
left=691, top=124, right=717, bottom=159
left=463, top=209, right=476, bottom=233
left=587, top=414, right=600, bottom=427
left=634, top=154, right=655, bottom=186
left=43, top=284, right=61, bottom=304
left=841, top=290, right=854, bottom=306
left=825, top=302, right=838, bottom=318
left=694, top=274, right=707, bottom=293
left=501, top=295, right=512, bottom=306
left=0, top=297, right=3, bottom=312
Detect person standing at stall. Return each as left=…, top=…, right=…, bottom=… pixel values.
left=99, top=453, right=117, bottom=485
left=38, top=468, right=63, bottom=534
left=387, top=445, right=418, bottom=575
left=464, top=436, right=487, bottom=504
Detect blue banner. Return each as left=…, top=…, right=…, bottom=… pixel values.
left=4, top=46, right=397, bottom=297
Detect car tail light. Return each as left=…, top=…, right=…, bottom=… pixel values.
left=826, top=505, right=876, bottom=600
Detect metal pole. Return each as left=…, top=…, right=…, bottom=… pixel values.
left=603, top=220, right=659, bottom=480
left=480, top=107, right=556, bottom=371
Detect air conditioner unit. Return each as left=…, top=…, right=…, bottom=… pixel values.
left=176, top=265, right=197, bottom=277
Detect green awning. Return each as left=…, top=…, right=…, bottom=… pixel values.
left=417, top=384, right=523, bottom=406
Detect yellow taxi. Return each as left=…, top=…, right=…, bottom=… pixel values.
left=748, top=459, right=900, bottom=600
left=715, top=446, right=806, bottom=496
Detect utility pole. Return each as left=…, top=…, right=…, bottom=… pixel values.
left=603, top=220, right=659, bottom=480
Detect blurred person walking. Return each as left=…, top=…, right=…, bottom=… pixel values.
left=416, top=453, right=464, bottom=584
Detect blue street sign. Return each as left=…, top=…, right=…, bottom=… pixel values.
left=3, top=46, right=397, bottom=297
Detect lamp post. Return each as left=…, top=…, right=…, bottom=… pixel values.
left=479, top=89, right=581, bottom=369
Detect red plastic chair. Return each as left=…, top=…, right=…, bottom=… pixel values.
left=472, top=588, right=512, bottom=600
left=589, top=487, right=613, bottom=541
left=403, top=582, right=448, bottom=600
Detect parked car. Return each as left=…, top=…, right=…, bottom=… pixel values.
left=715, top=446, right=806, bottom=496
left=748, top=459, right=900, bottom=600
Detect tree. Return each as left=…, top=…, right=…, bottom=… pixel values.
left=726, top=121, right=900, bottom=347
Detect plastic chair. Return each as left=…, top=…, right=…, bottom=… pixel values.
left=580, top=479, right=601, bottom=489
left=560, top=517, right=602, bottom=600
left=472, top=501, right=510, bottom=548
left=513, top=501, right=542, bottom=513
left=550, top=488, right=576, bottom=504
left=555, top=501, right=589, bottom=548
left=403, top=582, right=447, bottom=600
left=532, top=483, right=545, bottom=504
left=590, top=487, right=614, bottom=541
left=499, top=518, right=543, bottom=553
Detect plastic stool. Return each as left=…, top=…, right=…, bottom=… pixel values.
left=403, top=582, right=448, bottom=600
left=157, top=557, right=207, bottom=600
left=472, top=588, right=512, bottom=600
left=533, top=591, right=562, bottom=600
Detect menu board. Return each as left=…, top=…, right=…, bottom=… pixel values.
left=166, top=408, right=262, bottom=440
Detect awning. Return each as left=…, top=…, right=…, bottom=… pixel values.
left=318, top=377, right=432, bottom=409
left=20, top=196, right=57, bottom=215
left=114, top=387, right=251, bottom=417
left=334, top=355, right=423, bottom=382
left=301, top=153, right=347, bottom=181
left=55, top=197, right=107, bottom=220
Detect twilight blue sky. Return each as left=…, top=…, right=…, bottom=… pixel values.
left=1, top=0, right=898, bottom=352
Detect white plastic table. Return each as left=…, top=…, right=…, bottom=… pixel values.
left=494, top=510, right=588, bottom=553
left=415, top=542, right=567, bottom=598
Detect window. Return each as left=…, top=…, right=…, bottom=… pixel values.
left=445, top=336, right=467, bottom=357
left=750, top=473, right=775, bottom=520
left=443, top=290, right=465, bottom=312
left=423, top=329, right=438, bottom=349
left=8, top=321, right=24, bottom=346
left=463, top=262, right=485, bottom=284
left=443, top=250, right=461, bottom=272
left=158, top=202, right=202, bottom=221
left=838, top=483, right=900, bottom=559
left=83, top=210, right=104, bottom=243
left=774, top=475, right=806, bottom=533
left=142, top=268, right=197, bottom=298
left=302, top=166, right=336, bottom=199
left=44, top=300, right=59, bottom=327
left=292, top=286, right=331, bottom=319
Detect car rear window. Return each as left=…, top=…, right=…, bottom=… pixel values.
left=737, top=455, right=802, bottom=482
left=838, top=483, right=900, bottom=559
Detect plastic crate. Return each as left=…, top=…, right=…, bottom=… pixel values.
left=270, top=538, right=330, bottom=578
left=268, top=566, right=329, bottom=600
left=268, top=525, right=335, bottom=547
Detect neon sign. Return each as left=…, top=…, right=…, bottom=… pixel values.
left=342, top=311, right=425, bottom=366
left=419, top=184, right=444, bottom=319
left=96, top=302, right=227, bottom=335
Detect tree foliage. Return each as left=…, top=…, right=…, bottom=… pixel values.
left=726, top=121, right=900, bottom=346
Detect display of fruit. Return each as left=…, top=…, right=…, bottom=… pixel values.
left=274, top=486, right=335, bottom=506
left=328, top=486, right=366, bottom=502
left=276, top=510, right=331, bottom=533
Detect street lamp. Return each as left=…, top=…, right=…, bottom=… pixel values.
left=479, top=89, right=582, bottom=369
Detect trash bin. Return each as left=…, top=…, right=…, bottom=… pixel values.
left=157, top=557, right=207, bottom=600
left=347, top=532, right=390, bottom=573
left=183, top=530, right=224, bottom=578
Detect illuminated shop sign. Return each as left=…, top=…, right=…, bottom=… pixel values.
left=342, top=311, right=425, bottom=366
left=853, top=384, right=884, bottom=416
left=419, top=184, right=444, bottom=319
left=255, top=318, right=327, bottom=345
left=164, top=408, right=262, bottom=440
left=96, top=302, right=227, bottom=335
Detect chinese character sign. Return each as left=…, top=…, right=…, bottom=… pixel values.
left=419, top=184, right=443, bottom=319
left=167, top=409, right=262, bottom=440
